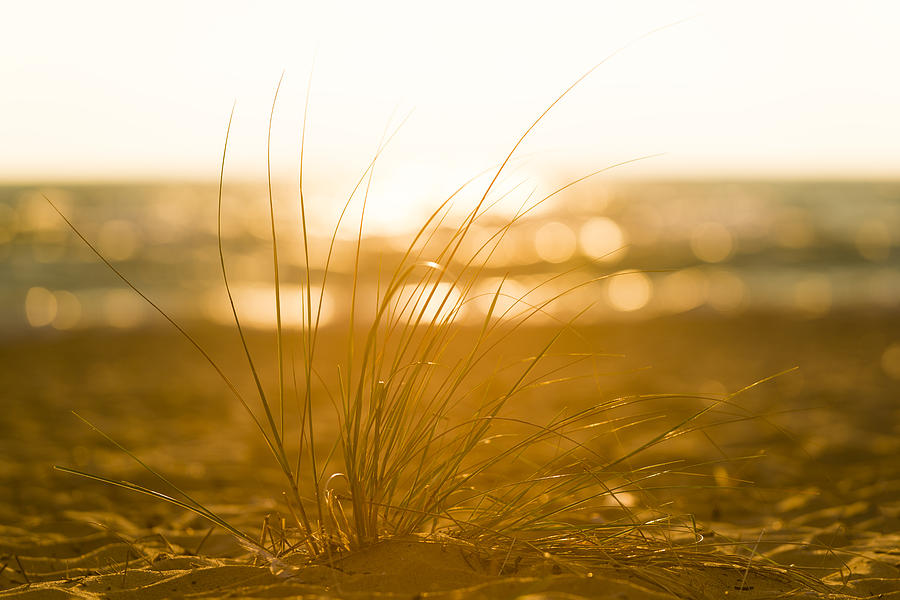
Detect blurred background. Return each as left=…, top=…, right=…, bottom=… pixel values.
left=1, top=0, right=899, bottom=533
left=3, top=0, right=899, bottom=335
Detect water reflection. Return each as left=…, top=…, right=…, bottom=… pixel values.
left=690, top=222, right=734, bottom=263
left=32, top=230, right=67, bottom=263
left=579, top=217, right=625, bottom=262
left=25, top=287, right=57, bottom=327
left=792, top=275, right=831, bottom=317
left=5, top=181, right=900, bottom=333
left=205, top=284, right=335, bottom=329
left=473, top=277, right=529, bottom=319
left=18, top=191, right=70, bottom=232
left=0, top=203, right=17, bottom=244
left=867, top=269, right=900, bottom=308
left=773, top=207, right=814, bottom=248
left=483, top=229, right=539, bottom=268
left=470, top=275, right=589, bottom=325
left=606, top=271, right=652, bottom=313
left=658, top=268, right=707, bottom=313
left=619, top=203, right=662, bottom=247
left=396, top=282, right=464, bottom=324
left=52, top=290, right=82, bottom=330
left=103, top=289, right=148, bottom=328
left=24, top=286, right=81, bottom=330
left=706, top=270, right=746, bottom=314
left=534, top=221, right=576, bottom=264
left=97, top=219, right=140, bottom=262
left=855, top=220, right=892, bottom=262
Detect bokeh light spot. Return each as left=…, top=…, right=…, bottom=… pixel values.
left=690, top=222, right=734, bottom=263
left=18, top=192, right=67, bottom=232
left=607, top=271, right=652, bottom=312
left=535, top=222, right=576, bottom=264
left=659, top=268, right=708, bottom=313
left=25, top=287, right=58, bottom=327
left=398, top=282, right=464, bottom=324
left=206, top=284, right=335, bottom=329
left=579, top=217, right=626, bottom=262
left=474, top=277, right=528, bottom=320
left=52, top=290, right=82, bottom=330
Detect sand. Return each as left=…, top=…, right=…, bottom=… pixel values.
left=1, top=313, right=899, bottom=599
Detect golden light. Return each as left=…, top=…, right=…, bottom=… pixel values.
left=4, top=2, right=900, bottom=181
left=205, top=284, right=335, bottom=329
left=867, top=269, right=900, bottom=308
left=0, top=203, right=16, bottom=244
left=792, top=275, right=832, bottom=317
left=690, top=222, right=734, bottom=263
left=606, top=271, right=652, bottom=312
left=534, top=222, right=577, bottom=264
left=397, top=282, right=464, bottom=324
left=855, top=220, right=892, bottom=262
left=103, top=289, right=147, bottom=328
left=98, top=219, right=140, bottom=262
left=706, top=270, right=746, bottom=314
left=579, top=217, right=626, bottom=262
left=474, top=277, right=529, bottom=320
left=773, top=209, right=814, bottom=249
left=52, top=290, right=83, bottom=330
left=659, top=268, right=708, bottom=313
left=25, top=286, right=57, bottom=327
left=31, top=231, right=67, bottom=264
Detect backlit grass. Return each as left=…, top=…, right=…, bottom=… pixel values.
left=48, top=61, right=827, bottom=596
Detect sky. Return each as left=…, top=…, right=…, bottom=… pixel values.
left=2, top=0, right=899, bottom=184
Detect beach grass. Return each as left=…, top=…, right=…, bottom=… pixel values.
left=41, top=66, right=837, bottom=598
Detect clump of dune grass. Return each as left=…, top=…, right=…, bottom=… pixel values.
left=50, top=62, right=827, bottom=596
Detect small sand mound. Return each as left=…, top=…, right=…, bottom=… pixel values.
left=6, top=515, right=895, bottom=600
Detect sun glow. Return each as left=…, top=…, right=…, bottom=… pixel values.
left=3, top=1, right=899, bottom=181
left=204, top=284, right=335, bottom=329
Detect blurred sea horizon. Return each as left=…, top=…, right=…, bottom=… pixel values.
left=2, top=179, right=899, bottom=335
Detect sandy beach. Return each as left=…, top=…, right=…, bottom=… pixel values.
left=4, top=1, right=900, bottom=595
left=1, top=312, right=898, bottom=599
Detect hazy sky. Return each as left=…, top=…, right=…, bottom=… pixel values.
left=3, top=1, right=899, bottom=182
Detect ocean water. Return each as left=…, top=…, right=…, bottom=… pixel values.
left=2, top=180, right=898, bottom=334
